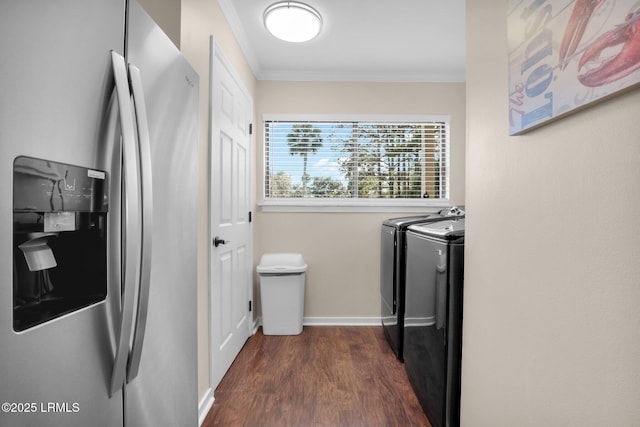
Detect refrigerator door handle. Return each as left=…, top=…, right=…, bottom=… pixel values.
left=109, top=51, right=142, bottom=397
left=126, top=64, right=153, bottom=383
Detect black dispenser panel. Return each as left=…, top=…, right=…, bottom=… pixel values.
left=13, top=156, right=109, bottom=332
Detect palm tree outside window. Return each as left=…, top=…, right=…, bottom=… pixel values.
left=263, top=116, right=449, bottom=202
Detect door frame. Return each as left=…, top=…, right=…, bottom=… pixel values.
left=207, top=37, right=255, bottom=394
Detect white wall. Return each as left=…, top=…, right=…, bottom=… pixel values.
left=462, top=1, right=640, bottom=425
left=254, top=81, right=466, bottom=319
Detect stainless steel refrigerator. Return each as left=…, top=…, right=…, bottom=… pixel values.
left=0, top=1, right=199, bottom=426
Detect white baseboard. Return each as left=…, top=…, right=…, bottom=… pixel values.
left=256, top=316, right=382, bottom=327
left=252, top=317, right=261, bottom=334
left=303, top=317, right=382, bottom=326
left=198, top=388, right=215, bottom=426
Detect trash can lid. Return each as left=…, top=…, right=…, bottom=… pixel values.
left=257, top=253, right=307, bottom=274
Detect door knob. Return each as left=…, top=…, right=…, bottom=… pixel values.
left=213, top=236, right=229, bottom=247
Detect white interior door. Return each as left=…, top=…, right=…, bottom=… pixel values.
left=209, top=39, right=253, bottom=391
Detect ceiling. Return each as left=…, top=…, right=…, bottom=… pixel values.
left=218, top=0, right=466, bottom=82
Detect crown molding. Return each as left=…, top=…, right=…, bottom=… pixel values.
left=217, top=0, right=261, bottom=76
left=257, top=69, right=466, bottom=83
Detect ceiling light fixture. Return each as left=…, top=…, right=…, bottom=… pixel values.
left=263, top=1, right=322, bottom=43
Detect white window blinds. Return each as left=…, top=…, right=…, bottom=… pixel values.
left=264, top=119, right=449, bottom=200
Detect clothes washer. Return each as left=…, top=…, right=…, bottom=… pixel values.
left=404, top=217, right=465, bottom=427
left=380, top=207, right=464, bottom=361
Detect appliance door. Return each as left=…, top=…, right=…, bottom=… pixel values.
left=0, top=1, right=126, bottom=426
left=122, top=2, right=199, bottom=425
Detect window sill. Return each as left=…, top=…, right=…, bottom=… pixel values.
left=258, top=199, right=450, bottom=213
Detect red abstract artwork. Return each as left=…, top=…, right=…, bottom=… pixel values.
left=508, top=0, right=640, bottom=135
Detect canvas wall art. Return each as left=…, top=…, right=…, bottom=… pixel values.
left=508, top=0, right=640, bottom=135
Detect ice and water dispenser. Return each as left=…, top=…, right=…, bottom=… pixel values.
left=13, top=156, right=109, bottom=331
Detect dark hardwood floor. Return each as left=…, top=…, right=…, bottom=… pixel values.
left=202, top=326, right=431, bottom=427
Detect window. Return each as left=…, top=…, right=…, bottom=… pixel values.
left=262, top=115, right=449, bottom=209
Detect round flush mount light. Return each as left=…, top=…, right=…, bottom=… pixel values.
left=263, top=1, right=323, bottom=43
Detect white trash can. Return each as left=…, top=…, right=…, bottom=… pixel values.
left=257, top=253, right=307, bottom=335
